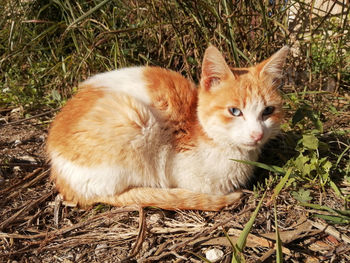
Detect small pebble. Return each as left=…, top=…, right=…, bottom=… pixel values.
left=14, top=139, right=21, bottom=146
left=13, top=166, right=21, bottom=173
left=11, top=107, right=21, bottom=113
left=17, top=155, right=37, bottom=164
left=205, top=248, right=224, bottom=262
left=148, top=213, right=162, bottom=224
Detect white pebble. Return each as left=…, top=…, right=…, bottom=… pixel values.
left=13, top=166, right=21, bottom=173
left=11, top=107, right=21, bottom=113
left=205, top=248, right=224, bottom=262
left=17, top=155, right=37, bottom=163
left=148, top=213, right=162, bottom=224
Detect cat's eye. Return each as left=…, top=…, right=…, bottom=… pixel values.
left=262, top=106, right=275, bottom=116
left=228, top=107, right=242, bottom=117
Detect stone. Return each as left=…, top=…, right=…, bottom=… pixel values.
left=205, top=248, right=224, bottom=262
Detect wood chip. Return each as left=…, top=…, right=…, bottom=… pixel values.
left=310, top=220, right=350, bottom=244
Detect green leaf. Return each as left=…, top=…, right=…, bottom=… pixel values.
left=188, top=251, right=213, bottom=263
left=329, top=105, right=338, bottom=114
left=345, top=175, right=350, bottom=184
left=66, top=0, right=113, bottom=29
left=318, top=141, right=329, bottom=152
left=313, top=214, right=350, bottom=224
left=223, top=228, right=235, bottom=248
left=291, top=189, right=312, bottom=202
left=302, top=134, right=319, bottom=150
left=299, top=202, right=350, bottom=224
left=232, top=191, right=267, bottom=263
left=302, top=163, right=312, bottom=177
left=294, top=155, right=309, bottom=172
left=323, top=160, right=332, bottom=172
left=335, top=145, right=350, bottom=168
left=272, top=168, right=292, bottom=199
left=309, top=112, right=323, bottom=133
left=274, top=203, right=283, bottom=263
left=51, top=89, right=61, bottom=102
left=300, top=202, right=350, bottom=217
left=299, top=202, right=334, bottom=213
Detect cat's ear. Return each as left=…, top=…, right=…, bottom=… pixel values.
left=201, top=45, right=233, bottom=91
left=258, top=46, right=289, bottom=82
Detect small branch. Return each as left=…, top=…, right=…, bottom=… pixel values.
left=0, top=168, right=42, bottom=195
left=0, top=192, right=53, bottom=231
left=0, top=108, right=59, bottom=127
left=0, top=169, right=50, bottom=207
left=0, top=163, right=46, bottom=167
left=121, top=207, right=147, bottom=262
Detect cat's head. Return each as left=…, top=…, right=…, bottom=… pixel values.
left=198, top=45, right=289, bottom=150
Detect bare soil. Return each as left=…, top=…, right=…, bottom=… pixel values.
left=0, top=107, right=349, bottom=263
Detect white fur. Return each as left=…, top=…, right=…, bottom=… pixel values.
left=51, top=141, right=256, bottom=199
left=51, top=152, right=132, bottom=198
left=50, top=150, right=172, bottom=200
left=83, top=67, right=151, bottom=105
left=171, top=141, right=259, bottom=195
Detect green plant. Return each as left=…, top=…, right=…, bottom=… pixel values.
left=230, top=191, right=267, bottom=263
left=1, top=0, right=293, bottom=110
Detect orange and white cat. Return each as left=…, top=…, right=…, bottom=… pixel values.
left=47, top=45, right=288, bottom=211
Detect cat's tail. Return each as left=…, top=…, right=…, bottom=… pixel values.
left=96, top=187, right=242, bottom=211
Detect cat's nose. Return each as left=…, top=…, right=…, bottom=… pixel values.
left=250, top=131, right=264, bottom=142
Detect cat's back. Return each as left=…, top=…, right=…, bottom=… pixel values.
left=47, top=66, right=198, bottom=165
left=82, top=66, right=197, bottom=109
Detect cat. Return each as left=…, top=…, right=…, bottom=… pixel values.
left=46, top=45, right=288, bottom=211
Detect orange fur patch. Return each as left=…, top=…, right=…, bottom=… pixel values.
left=143, top=67, right=210, bottom=151
left=47, top=85, right=104, bottom=160
left=47, top=84, right=155, bottom=171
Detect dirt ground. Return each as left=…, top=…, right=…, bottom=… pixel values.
left=0, top=107, right=349, bottom=262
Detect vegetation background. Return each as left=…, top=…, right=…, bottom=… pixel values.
left=0, top=0, right=349, bottom=262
